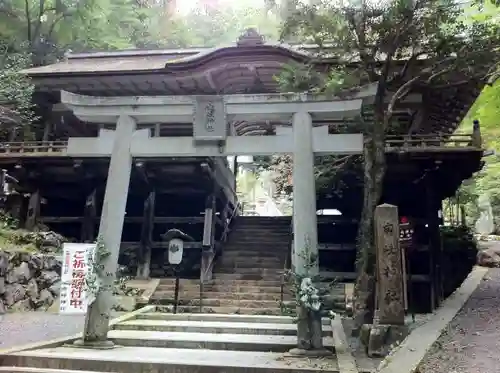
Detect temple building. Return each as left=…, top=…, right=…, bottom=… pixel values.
left=0, top=30, right=485, bottom=315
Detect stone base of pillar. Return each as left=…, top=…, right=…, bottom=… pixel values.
left=285, top=347, right=333, bottom=357
left=70, top=338, right=117, bottom=350
left=362, top=323, right=408, bottom=357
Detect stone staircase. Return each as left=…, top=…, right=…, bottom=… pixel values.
left=150, top=216, right=294, bottom=315
left=1, top=310, right=344, bottom=373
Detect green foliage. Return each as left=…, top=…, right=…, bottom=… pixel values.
left=157, top=7, right=279, bottom=47
left=0, top=45, right=36, bottom=132
left=0, top=210, right=19, bottom=230
left=268, top=0, right=500, bottom=198
left=440, top=225, right=478, bottom=296
left=456, top=82, right=500, bottom=230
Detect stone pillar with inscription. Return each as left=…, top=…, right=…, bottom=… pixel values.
left=367, top=203, right=407, bottom=357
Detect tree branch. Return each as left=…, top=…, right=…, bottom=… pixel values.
left=24, top=0, right=32, bottom=44
left=386, top=75, right=421, bottom=124
left=345, top=9, right=379, bottom=82
left=32, top=0, right=47, bottom=46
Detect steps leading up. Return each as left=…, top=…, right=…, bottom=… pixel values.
left=115, top=319, right=332, bottom=336
left=149, top=216, right=294, bottom=315
left=209, top=216, right=292, bottom=315
left=2, top=311, right=341, bottom=373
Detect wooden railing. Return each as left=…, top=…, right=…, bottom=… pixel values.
left=0, top=133, right=481, bottom=157
left=0, top=141, right=68, bottom=155
left=385, top=133, right=481, bottom=151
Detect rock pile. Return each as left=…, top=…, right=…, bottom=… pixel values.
left=476, top=235, right=500, bottom=268
left=0, top=250, right=62, bottom=313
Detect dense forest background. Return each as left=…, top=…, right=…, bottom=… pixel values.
left=0, top=0, right=498, bottom=231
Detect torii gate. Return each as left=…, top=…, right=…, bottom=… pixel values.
left=61, top=84, right=376, bottom=350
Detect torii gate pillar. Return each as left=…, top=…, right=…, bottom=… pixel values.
left=290, top=111, right=325, bottom=353
left=74, top=115, right=136, bottom=348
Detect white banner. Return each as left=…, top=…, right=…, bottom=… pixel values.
left=59, top=243, right=96, bottom=315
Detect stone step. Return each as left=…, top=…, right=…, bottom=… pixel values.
left=158, top=279, right=199, bottom=286
left=156, top=279, right=284, bottom=290
left=215, top=267, right=284, bottom=275
left=224, top=241, right=289, bottom=245
left=155, top=284, right=285, bottom=294
left=150, top=291, right=292, bottom=306
left=216, top=259, right=284, bottom=266
left=236, top=217, right=291, bottom=223
left=213, top=273, right=283, bottom=281
left=221, top=252, right=287, bottom=260
left=222, top=248, right=289, bottom=255
left=2, top=347, right=340, bottom=373
left=236, top=218, right=291, bottom=222
left=106, top=329, right=334, bottom=352
left=231, top=229, right=289, bottom=233
left=0, top=369, right=102, bottom=373
left=228, top=233, right=290, bottom=239
left=211, top=278, right=283, bottom=286
left=168, top=305, right=283, bottom=315
left=134, top=312, right=332, bottom=325
left=202, top=291, right=292, bottom=301
left=218, top=256, right=284, bottom=263
left=221, top=248, right=288, bottom=254
left=183, top=298, right=292, bottom=308
left=113, top=319, right=331, bottom=336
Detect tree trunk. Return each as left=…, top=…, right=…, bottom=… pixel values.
left=352, top=117, right=386, bottom=332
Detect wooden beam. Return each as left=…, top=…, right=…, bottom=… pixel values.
left=80, top=189, right=97, bottom=242
left=201, top=190, right=216, bottom=283
left=136, top=189, right=155, bottom=279
left=40, top=216, right=207, bottom=224
left=25, top=190, right=40, bottom=230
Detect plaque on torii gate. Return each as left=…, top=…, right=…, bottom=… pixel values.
left=192, top=96, right=227, bottom=143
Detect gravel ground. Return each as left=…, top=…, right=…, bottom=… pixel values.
left=417, top=268, right=500, bottom=373
left=0, top=313, right=85, bottom=350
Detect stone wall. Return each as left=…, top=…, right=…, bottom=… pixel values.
left=0, top=250, right=62, bottom=313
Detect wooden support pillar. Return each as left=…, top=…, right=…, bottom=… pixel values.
left=137, top=190, right=155, bottom=279
left=81, top=189, right=97, bottom=242
left=154, top=123, right=161, bottom=137
left=471, top=119, right=482, bottom=148
left=426, top=178, right=443, bottom=309
left=220, top=201, right=229, bottom=243
left=8, top=128, right=17, bottom=142
left=232, top=156, right=238, bottom=193
left=25, top=190, right=41, bottom=230
left=201, top=192, right=216, bottom=282
left=42, top=122, right=52, bottom=142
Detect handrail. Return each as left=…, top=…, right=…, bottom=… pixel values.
left=0, top=133, right=481, bottom=157
left=0, top=141, right=68, bottom=154
left=220, top=200, right=241, bottom=243
left=385, top=133, right=479, bottom=149
left=281, top=215, right=293, bottom=309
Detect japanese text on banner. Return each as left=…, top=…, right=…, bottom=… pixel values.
left=59, top=243, right=96, bottom=315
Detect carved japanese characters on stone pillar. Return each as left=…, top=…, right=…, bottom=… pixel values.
left=374, top=203, right=405, bottom=326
